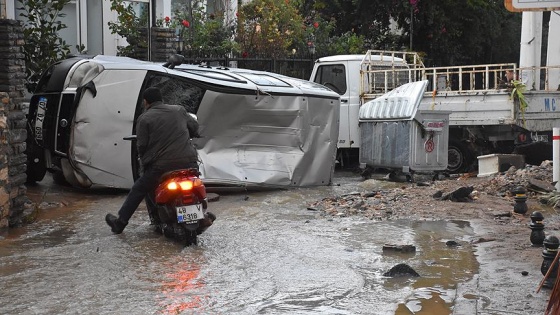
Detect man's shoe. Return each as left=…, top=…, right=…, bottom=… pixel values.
left=149, top=214, right=163, bottom=235
left=105, top=213, right=126, bottom=234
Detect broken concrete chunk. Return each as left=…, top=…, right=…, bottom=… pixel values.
left=383, top=263, right=420, bottom=277
left=527, top=178, right=555, bottom=193
left=432, top=190, right=443, bottom=199
left=433, top=186, right=474, bottom=202
left=382, top=244, right=417, bottom=253
left=446, top=240, right=460, bottom=247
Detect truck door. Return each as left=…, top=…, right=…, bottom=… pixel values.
left=311, top=63, right=353, bottom=149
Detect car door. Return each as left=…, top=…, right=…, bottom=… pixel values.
left=70, top=68, right=147, bottom=188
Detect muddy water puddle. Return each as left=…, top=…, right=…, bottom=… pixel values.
left=0, top=173, right=479, bottom=314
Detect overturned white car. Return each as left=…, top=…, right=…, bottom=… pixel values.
left=26, top=55, right=340, bottom=189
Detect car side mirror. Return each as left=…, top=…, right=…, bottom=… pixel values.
left=162, top=54, right=185, bottom=69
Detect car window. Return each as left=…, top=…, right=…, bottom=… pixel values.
left=234, top=73, right=291, bottom=87
left=179, top=69, right=245, bottom=83
left=312, top=64, right=347, bottom=95
left=145, top=75, right=206, bottom=114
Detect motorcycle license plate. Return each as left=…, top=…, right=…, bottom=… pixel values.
left=176, top=204, right=204, bottom=223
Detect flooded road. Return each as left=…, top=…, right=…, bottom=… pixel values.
left=0, top=172, right=480, bottom=314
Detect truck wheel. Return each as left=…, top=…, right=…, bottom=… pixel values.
left=447, top=141, right=472, bottom=173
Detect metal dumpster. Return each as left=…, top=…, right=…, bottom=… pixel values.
left=359, top=80, right=450, bottom=175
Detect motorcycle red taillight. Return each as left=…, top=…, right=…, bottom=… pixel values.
left=166, top=178, right=203, bottom=191
left=156, top=175, right=206, bottom=205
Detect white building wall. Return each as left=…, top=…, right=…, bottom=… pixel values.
left=6, top=0, right=240, bottom=56
left=102, top=0, right=119, bottom=56
left=547, top=11, right=560, bottom=90
left=4, top=0, right=14, bottom=19
left=155, top=0, right=172, bottom=20
left=519, top=11, right=543, bottom=90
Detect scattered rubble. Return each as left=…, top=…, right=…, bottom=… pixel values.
left=476, top=160, right=553, bottom=196
left=308, top=160, right=557, bottom=219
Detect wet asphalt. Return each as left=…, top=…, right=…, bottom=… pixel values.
left=0, top=171, right=551, bottom=315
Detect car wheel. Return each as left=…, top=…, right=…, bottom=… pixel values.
left=25, top=141, right=47, bottom=183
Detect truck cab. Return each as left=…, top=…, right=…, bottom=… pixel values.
left=310, top=55, right=361, bottom=165
left=310, top=52, right=410, bottom=167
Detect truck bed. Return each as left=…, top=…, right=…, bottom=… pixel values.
left=416, top=90, right=560, bottom=132
left=360, top=50, right=560, bottom=133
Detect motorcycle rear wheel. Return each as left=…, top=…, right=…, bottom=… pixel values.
left=177, top=225, right=198, bottom=246
left=162, top=222, right=198, bottom=246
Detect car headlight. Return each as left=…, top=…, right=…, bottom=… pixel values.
left=66, top=61, right=104, bottom=89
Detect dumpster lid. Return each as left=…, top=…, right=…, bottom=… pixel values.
left=359, top=80, right=428, bottom=121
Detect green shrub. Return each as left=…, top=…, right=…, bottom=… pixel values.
left=18, top=0, right=71, bottom=93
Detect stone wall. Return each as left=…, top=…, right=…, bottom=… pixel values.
left=0, top=19, right=31, bottom=229
left=127, top=27, right=176, bottom=62
left=151, top=27, right=176, bottom=62
left=0, top=22, right=182, bottom=229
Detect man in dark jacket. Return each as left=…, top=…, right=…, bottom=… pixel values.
left=105, top=87, right=199, bottom=234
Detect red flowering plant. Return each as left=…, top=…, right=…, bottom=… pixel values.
left=171, top=0, right=238, bottom=57
left=155, top=16, right=172, bottom=28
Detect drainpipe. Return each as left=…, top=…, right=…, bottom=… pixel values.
left=554, top=127, right=560, bottom=191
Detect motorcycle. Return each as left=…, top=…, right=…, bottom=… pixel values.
left=154, top=167, right=215, bottom=246
left=124, top=135, right=215, bottom=246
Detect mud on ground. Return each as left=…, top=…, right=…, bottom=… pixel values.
left=310, top=161, right=560, bottom=236
left=309, top=161, right=560, bottom=314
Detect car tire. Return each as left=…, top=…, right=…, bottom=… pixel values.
left=25, top=142, right=47, bottom=184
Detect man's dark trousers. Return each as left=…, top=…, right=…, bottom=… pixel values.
left=117, top=161, right=199, bottom=224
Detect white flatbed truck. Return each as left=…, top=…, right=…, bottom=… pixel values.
left=310, top=11, right=560, bottom=172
